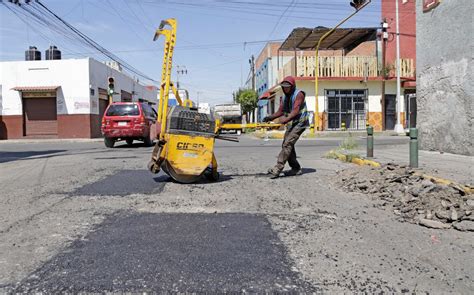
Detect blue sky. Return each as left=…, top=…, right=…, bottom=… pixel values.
left=1, top=0, right=382, bottom=105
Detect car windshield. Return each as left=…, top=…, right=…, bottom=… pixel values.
left=106, top=104, right=139, bottom=116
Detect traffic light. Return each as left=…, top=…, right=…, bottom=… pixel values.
left=107, top=77, right=114, bottom=95
left=350, top=0, right=367, bottom=10
left=381, top=20, right=389, bottom=40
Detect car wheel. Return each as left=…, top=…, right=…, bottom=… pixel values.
left=125, top=139, right=133, bottom=146
left=143, top=133, right=153, bottom=147
left=104, top=137, right=115, bottom=148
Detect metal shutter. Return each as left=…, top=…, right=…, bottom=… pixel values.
left=23, top=97, right=58, bottom=136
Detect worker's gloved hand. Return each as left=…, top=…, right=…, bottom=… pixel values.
left=262, top=116, right=272, bottom=122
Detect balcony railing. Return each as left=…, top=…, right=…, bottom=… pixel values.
left=278, top=56, right=415, bottom=81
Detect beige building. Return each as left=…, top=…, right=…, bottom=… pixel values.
left=259, top=27, right=416, bottom=131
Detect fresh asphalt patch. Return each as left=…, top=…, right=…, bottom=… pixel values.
left=12, top=212, right=316, bottom=293
left=71, top=170, right=169, bottom=196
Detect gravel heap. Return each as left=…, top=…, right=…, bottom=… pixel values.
left=335, top=163, right=474, bottom=231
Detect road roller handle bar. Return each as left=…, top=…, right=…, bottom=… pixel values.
left=218, top=123, right=283, bottom=130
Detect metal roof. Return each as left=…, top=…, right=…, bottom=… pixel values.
left=279, top=27, right=377, bottom=51
left=12, top=86, right=60, bottom=92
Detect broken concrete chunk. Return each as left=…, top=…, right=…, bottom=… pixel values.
left=419, top=219, right=451, bottom=229
left=466, top=199, right=474, bottom=208
left=426, top=210, right=433, bottom=220
left=409, top=186, right=422, bottom=197
left=358, top=183, right=368, bottom=190
left=450, top=208, right=460, bottom=221
left=441, top=200, right=449, bottom=208
left=462, top=214, right=474, bottom=221
left=449, top=183, right=466, bottom=196
left=435, top=210, right=450, bottom=221
left=421, top=179, right=434, bottom=187
left=453, top=220, right=474, bottom=232
left=386, top=165, right=396, bottom=171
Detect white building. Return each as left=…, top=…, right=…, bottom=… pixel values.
left=0, top=57, right=157, bottom=139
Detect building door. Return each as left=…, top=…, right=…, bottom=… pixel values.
left=326, top=89, right=367, bottom=130
left=405, top=93, right=417, bottom=128
left=384, top=95, right=397, bottom=130
left=121, top=90, right=132, bottom=102
left=23, top=97, right=58, bottom=136
left=99, top=98, right=108, bottom=121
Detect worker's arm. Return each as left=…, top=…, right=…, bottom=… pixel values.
left=265, top=98, right=284, bottom=121
left=279, top=92, right=305, bottom=124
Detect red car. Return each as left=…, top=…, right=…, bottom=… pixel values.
left=101, top=102, right=157, bottom=148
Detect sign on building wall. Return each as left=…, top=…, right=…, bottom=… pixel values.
left=22, top=91, right=56, bottom=98
left=423, top=0, right=440, bottom=12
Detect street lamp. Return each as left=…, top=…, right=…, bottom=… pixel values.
left=313, top=0, right=372, bottom=133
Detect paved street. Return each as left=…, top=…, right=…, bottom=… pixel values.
left=0, top=136, right=473, bottom=293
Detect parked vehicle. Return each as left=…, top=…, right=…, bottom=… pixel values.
left=214, top=103, right=242, bottom=135
left=101, top=102, right=157, bottom=148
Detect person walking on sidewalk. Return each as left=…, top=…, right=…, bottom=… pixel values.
left=263, top=76, right=309, bottom=179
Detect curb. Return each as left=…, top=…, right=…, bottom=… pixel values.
left=328, top=150, right=380, bottom=168
left=328, top=150, right=473, bottom=195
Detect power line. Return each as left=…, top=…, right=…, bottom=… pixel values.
left=4, top=0, right=158, bottom=83
left=268, top=0, right=296, bottom=38
left=142, top=1, right=380, bottom=24
left=58, top=39, right=284, bottom=57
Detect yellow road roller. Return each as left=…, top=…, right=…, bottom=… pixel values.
left=147, top=19, right=279, bottom=183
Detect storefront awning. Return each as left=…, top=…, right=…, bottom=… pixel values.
left=12, top=86, right=60, bottom=92
left=259, top=86, right=280, bottom=100
left=259, top=91, right=273, bottom=100
left=280, top=27, right=377, bottom=51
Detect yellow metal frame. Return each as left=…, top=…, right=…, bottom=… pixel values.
left=313, top=1, right=371, bottom=133
left=170, top=82, right=183, bottom=106
left=219, top=123, right=282, bottom=130
left=154, top=18, right=177, bottom=141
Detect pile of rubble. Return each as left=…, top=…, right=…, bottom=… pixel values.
left=335, top=163, right=474, bottom=232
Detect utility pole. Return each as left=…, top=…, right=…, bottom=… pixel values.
left=249, top=54, right=256, bottom=122
left=249, top=55, right=255, bottom=91
left=394, top=0, right=404, bottom=133
left=381, top=19, right=388, bottom=130
left=176, top=65, right=187, bottom=89
left=197, top=91, right=202, bottom=107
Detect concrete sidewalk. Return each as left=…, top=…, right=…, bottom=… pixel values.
left=355, top=143, right=474, bottom=185
left=0, top=138, right=104, bottom=144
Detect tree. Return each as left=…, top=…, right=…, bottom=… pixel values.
left=235, top=88, right=258, bottom=115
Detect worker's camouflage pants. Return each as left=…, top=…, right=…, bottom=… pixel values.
left=275, top=126, right=305, bottom=172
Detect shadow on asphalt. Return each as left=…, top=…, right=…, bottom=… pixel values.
left=0, top=150, right=66, bottom=163
left=224, top=168, right=317, bottom=179
left=113, top=142, right=155, bottom=149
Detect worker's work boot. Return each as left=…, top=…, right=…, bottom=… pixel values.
left=284, top=168, right=303, bottom=176
left=267, top=167, right=281, bottom=179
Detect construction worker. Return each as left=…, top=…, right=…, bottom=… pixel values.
left=263, top=76, right=309, bottom=179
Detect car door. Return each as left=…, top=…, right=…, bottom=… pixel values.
left=142, top=103, right=158, bottom=139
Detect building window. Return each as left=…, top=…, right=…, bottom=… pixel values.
left=326, top=89, right=367, bottom=130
